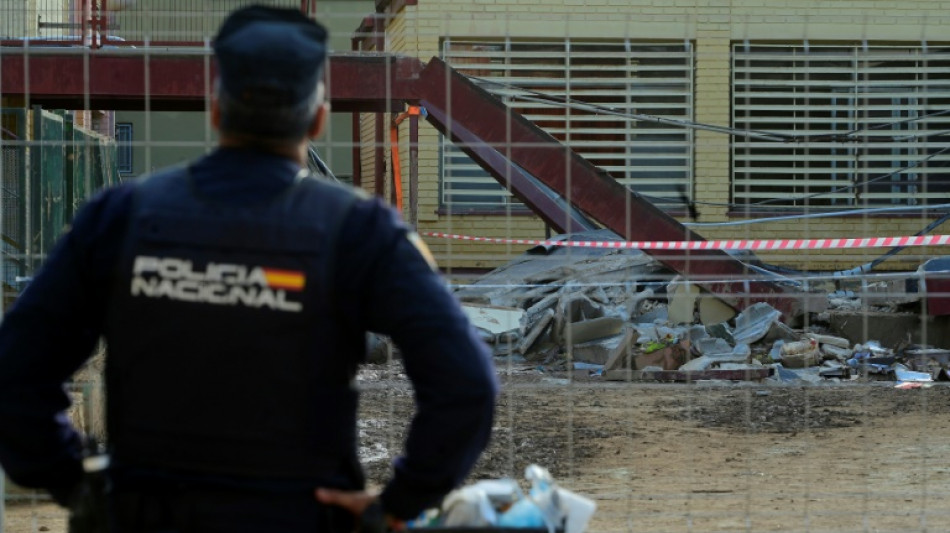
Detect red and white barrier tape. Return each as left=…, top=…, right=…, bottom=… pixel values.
left=421, top=232, right=950, bottom=251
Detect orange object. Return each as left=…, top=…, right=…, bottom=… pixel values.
left=389, top=106, right=423, bottom=213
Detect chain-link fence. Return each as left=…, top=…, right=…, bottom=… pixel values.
left=4, top=1, right=950, bottom=532
left=0, top=106, right=116, bottom=531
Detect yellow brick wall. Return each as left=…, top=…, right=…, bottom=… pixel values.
left=362, top=0, right=950, bottom=271
left=358, top=112, right=380, bottom=198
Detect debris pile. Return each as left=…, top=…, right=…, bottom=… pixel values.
left=456, top=232, right=950, bottom=387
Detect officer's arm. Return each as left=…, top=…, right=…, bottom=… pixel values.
left=339, top=199, right=499, bottom=521
left=0, top=186, right=132, bottom=505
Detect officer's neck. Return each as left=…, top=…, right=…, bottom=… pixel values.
left=218, top=136, right=308, bottom=167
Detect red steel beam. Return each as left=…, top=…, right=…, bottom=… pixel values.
left=415, top=57, right=808, bottom=319
left=423, top=102, right=598, bottom=234
left=0, top=50, right=423, bottom=112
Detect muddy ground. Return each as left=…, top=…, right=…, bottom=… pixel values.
left=6, top=362, right=950, bottom=533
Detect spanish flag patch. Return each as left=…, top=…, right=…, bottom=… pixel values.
left=261, top=268, right=306, bottom=291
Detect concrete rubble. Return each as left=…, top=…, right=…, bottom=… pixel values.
left=456, top=232, right=950, bottom=386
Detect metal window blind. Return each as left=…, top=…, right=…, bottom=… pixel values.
left=733, top=44, right=950, bottom=208
left=442, top=39, right=694, bottom=210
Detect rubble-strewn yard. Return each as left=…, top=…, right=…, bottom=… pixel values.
left=357, top=365, right=950, bottom=533
left=9, top=240, right=950, bottom=532
left=7, top=370, right=950, bottom=533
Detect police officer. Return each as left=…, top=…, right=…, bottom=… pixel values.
left=0, top=5, right=498, bottom=532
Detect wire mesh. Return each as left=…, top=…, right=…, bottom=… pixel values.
left=3, top=2, right=950, bottom=532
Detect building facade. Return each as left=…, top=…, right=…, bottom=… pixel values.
left=366, top=0, right=950, bottom=272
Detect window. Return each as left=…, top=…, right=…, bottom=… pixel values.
left=732, top=44, right=950, bottom=209
left=115, top=122, right=133, bottom=174
left=441, top=39, right=694, bottom=211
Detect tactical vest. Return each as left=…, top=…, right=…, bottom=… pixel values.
left=104, top=166, right=362, bottom=485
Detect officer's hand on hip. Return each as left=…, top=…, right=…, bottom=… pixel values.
left=315, top=488, right=406, bottom=532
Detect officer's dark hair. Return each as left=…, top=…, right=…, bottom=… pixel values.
left=215, top=80, right=326, bottom=147
left=213, top=5, right=329, bottom=145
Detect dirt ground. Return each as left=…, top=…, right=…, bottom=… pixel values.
left=6, top=363, right=950, bottom=533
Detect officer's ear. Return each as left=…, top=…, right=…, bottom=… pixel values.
left=308, top=102, right=329, bottom=140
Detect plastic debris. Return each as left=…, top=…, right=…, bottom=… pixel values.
left=732, top=302, right=782, bottom=346
left=893, top=364, right=933, bottom=383
left=411, top=465, right=596, bottom=533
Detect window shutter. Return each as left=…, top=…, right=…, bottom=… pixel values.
left=442, top=39, right=694, bottom=210
left=733, top=44, right=950, bottom=208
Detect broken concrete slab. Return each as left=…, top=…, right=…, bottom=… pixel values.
left=602, top=328, right=637, bottom=372
left=462, top=304, right=525, bottom=336
left=523, top=291, right=562, bottom=321
left=587, top=285, right=610, bottom=305
left=523, top=265, right=577, bottom=285
left=561, top=293, right=605, bottom=322
left=626, top=288, right=655, bottom=320
left=698, top=294, right=736, bottom=325
left=827, top=311, right=919, bottom=350
left=763, top=320, right=799, bottom=343
left=565, top=316, right=624, bottom=345
left=636, top=301, right=669, bottom=324
left=571, top=330, right=635, bottom=365
left=518, top=308, right=555, bottom=356
left=806, top=333, right=851, bottom=349
left=706, top=322, right=735, bottom=344
left=688, top=324, right=708, bottom=343
left=667, top=280, right=699, bottom=325
left=453, top=231, right=666, bottom=311
left=694, top=337, right=734, bottom=356
left=551, top=292, right=609, bottom=344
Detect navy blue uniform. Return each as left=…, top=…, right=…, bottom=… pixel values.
left=0, top=148, right=498, bottom=531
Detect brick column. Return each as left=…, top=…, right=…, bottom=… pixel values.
left=693, top=33, right=732, bottom=223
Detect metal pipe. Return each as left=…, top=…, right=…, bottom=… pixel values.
left=408, top=109, right=419, bottom=227
left=374, top=115, right=385, bottom=197
left=97, top=0, right=107, bottom=48
left=372, top=14, right=386, bottom=198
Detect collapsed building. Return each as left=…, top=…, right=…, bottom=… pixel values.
left=456, top=231, right=950, bottom=386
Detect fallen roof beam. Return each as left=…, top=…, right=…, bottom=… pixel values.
left=423, top=102, right=599, bottom=234
left=415, top=56, right=807, bottom=319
